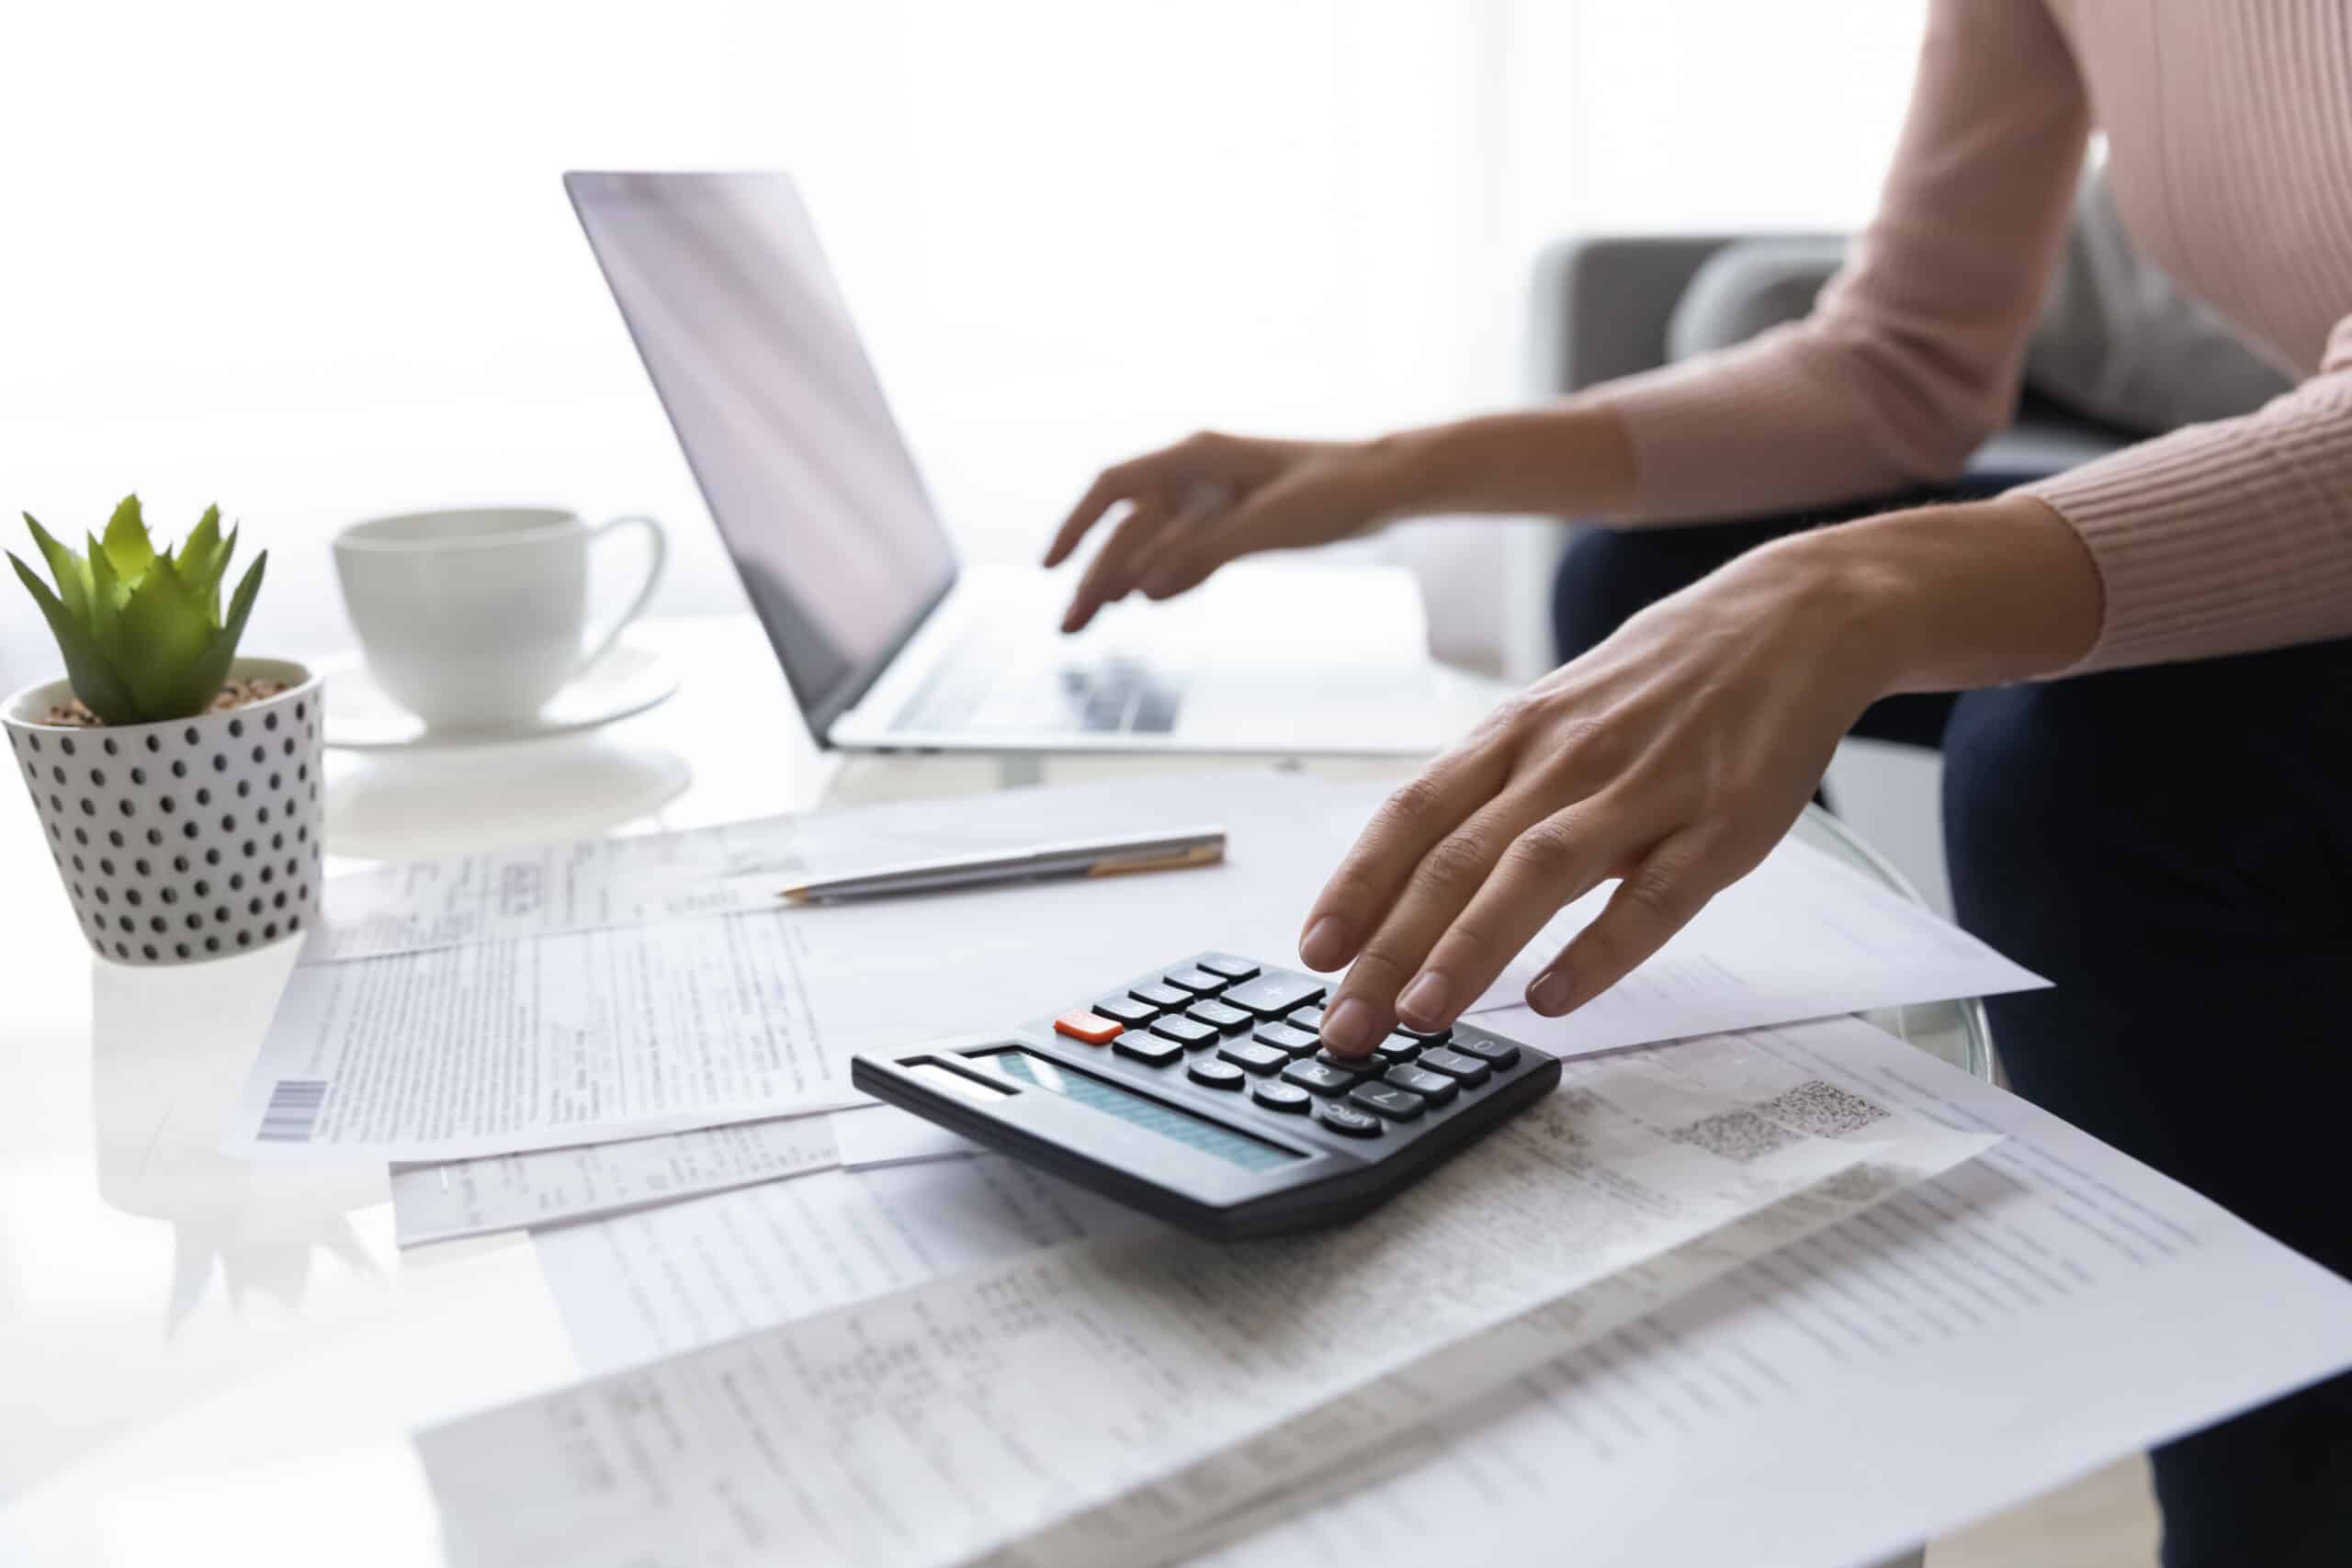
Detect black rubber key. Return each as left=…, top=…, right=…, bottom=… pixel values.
left=1187, top=999, right=1252, bottom=1032
left=1252, top=1021, right=1321, bottom=1056
left=1317, top=1048, right=1389, bottom=1074
left=1189, top=1057, right=1247, bottom=1089
left=1384, top=1065, right=1458, bottom=1106
left=1414, top=1046, right=1491, bottom=1087
left=1217, top=1041, right=1289, bottom=1075
left=1281, top=1060, right=1360, bottom=1097
left=1130, top=982, right=1191, bottom=1010
left=1250, top=1079, right=1313, bottom=1114
left=1222, top=973, right=1326, bottom=1019
left=1448, top=1035, right=1521, bottom=1069
left=1288, top=1004, right=1327, bottom=1033
left=1315, top=1102, right=1384, bottom=1138
left=1393, top=1022, right=1453, bottom=1045
left=1380, top=1033, right=1423, bottom=1063
left=1348, top=1082, right=1427, bottom=1122
left=1197, top=953, right=1262, bottom=982
left=1149, top=1014, right=1219, bottom=1046
left=1113, top=1032, right=1184, bottom=1067
left=1164, top=966, right=1227, bottom=996
left=1093, top=995, right=1159, bottom=1027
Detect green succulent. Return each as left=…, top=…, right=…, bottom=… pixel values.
left=8, top=495, right=267, bottom=726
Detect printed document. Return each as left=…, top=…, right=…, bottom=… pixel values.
left=389, top=1114, right=839, bottom=1247
left=229, top=773, right=1363, bottom=1162
left=311, top=771, right=1308, bottom=964
left=233, top=772, right=2042, bottom=1163
left=308, top=814, right=811, bottom=963
left=516, top=1014, right=2352, bottom=1568
left=1177, top=1021, right=2352, bottom=1568
left=420, top=1028, right=1991, bottom=1566
left=1468, top=831, right=2046, bottom=1050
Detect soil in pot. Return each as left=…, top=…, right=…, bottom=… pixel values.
left=37, top=676, right=294, bottom=728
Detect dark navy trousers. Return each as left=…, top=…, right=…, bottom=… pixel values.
left=1551, top=494, right=2352, bottom=1567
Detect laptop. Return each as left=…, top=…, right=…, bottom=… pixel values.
left=564, top=170, right=1446, bottom=756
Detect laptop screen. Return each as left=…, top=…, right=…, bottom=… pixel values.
left=565, top=171, right=957, bottom=738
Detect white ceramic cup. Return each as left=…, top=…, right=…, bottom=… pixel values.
left=333, top=506, right=667, bottom=730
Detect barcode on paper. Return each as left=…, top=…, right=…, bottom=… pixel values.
left=257, top=1077, right=329, bottom=1143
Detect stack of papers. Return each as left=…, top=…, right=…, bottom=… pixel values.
left=456, top=1017, right=2352, bottom=1568
left=204, top=768, right=2352, bottom=1562
left=227, top=772, right=2043, bottom=1186
left=419, top=1021, right=1998, bottom=1566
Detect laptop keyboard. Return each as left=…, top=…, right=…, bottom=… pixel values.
left=895, top=632, right=1187, bottom=736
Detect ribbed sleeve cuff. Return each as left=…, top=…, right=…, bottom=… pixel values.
left=1585, top=327, right=1923, bottom=523
left=2019, top=398, right=2352, bottom=672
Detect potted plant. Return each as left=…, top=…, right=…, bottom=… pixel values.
left=6, top=497, right=323, bottom=964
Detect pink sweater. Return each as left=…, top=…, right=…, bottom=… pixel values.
left=1589, top=0, right=2352, bottom=672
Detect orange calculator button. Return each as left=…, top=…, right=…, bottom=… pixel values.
left=1053, top=1010, right=1125, bottom=1045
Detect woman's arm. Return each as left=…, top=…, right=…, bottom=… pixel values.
left=1304, top=491, right=2102, bottom=1055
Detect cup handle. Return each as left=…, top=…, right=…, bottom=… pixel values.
left=576, top=513, right=669, bottom=674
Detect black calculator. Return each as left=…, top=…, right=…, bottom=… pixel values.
left=850, top=951, right=1559, bottom=1238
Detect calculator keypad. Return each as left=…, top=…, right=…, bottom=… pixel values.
left=1221, top=973, right=1327, bottom=1019
left=863, top=951, right=1556, bottom=1240
left=1093, top=995, right=1159, bottom=1027
left=1316, top=1102, right=1384, bottom=1138
left=1149, top=1015, right=1219, bottom=1046
left=1252, top=1021, right=1320, bottom=1056
left=1113, top=1032, right=1184, bottom=1067
left=1189, top=1057, right=1247, bottom=1090
left=1042, top=955, right=1539, bottom=1154
left=1251, top=1080, right=1312, bottom=1113
left=1187, top=999, right=1252, bottom=1032
left=1216, top=1041, right=1289, bottom=1075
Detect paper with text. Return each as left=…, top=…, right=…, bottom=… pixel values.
left=537, top=1158, right=1148, bottom=1374
left=389, top=1114, right=839, bottom=1247
left=309, top=814, right=809, bottom=964
left=232, top=773, right=1369, bottom=1162
left=1176, top=1022, right=2352, bottom=1568
left=1468, top=831, right=2045, bottom=1050
left=421, top=1030, right=1991, bottom=1566
left=226, top=912, right=864, bottom=1161
left=311, top=771, right=1326, bottom=965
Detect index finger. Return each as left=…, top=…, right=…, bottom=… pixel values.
left=1043, top=454, right=1166, bottom=569
left=1297, top=746, right=1511, bottom=973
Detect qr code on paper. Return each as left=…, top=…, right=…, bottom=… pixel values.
left=1673, top=1109, right=1799, bottom=1164
left=1761, top=1079, right=1889, bottom=1138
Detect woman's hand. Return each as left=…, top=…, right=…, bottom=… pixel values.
left=1043, top=432, right=1402, bottom=633
left=1299, top=496, right=2101, bottom=1055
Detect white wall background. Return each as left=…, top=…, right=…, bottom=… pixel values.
left=1, top=0, right=1928, bottom=690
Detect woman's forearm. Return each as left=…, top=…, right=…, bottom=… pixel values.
left=1776, top=494, right=2105, bottom=691
left=1368, top=406, right=1641, bottom=523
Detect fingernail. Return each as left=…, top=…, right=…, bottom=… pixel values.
left=1321, top=997, right=1375, bottom=1055
left=1299, top=917, right=1347, bottom=971
left=1396, top=972, right=1450, bottom=1030
left=1526, top=967, right=1576, bottom=1016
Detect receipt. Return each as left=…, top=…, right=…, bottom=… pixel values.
left=390, top=1115, right=840, bottom=1247
left=419, top=1032, right=1995, bottom=1567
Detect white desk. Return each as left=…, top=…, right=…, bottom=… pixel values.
left=0, top=615, right=1979, bottom=1565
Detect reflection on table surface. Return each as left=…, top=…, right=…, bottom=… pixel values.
left=0, top=615, right=1982, bottom=1565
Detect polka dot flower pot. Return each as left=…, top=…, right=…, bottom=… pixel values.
left=5, top=659, right=324, bottom=965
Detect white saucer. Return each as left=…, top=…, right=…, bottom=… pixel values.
left=320, top=640, right=682, bottom=751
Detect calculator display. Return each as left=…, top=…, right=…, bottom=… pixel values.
left=976, top=1049, right=1303, bottom=1171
